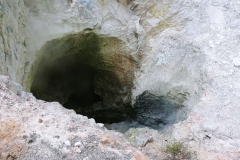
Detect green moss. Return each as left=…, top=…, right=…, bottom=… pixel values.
left=166, top=142, right=183, bottom=156
left=76, top=32, right=108, bottom=71
left=165, top=142, right=195, bottom=160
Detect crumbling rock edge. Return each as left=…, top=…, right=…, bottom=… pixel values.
left=0, top=75, right=147, bottom=160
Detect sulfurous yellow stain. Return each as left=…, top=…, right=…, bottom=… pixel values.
left=156, top=21, right=170, bottom=32
left=151, top=21, right=170, bottom=38
left=116, top=0, right=128, bottom=7
left=151, top=4, right=169, bottom=18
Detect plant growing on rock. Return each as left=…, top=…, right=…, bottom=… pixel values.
left=164, top=142, right=194, bottom=160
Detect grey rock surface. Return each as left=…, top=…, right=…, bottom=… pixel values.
left=134, top=134, right=153, bottom=147
left=0, top=75, right=147, bottom=160
left=134, top=91, right=177, bottom=129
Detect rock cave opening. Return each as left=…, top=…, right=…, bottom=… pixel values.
left=31, top=54, right=127, bottom=124
left=30, top=31, right=136, bottom=125
left=30, top=30, right=186, bottom=131
left=32, top=55, right=95, bottom=109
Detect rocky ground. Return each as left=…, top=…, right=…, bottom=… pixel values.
left=0, top=75, right=147, bottom=160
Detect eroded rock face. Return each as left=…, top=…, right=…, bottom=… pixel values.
left=0, top=75, right=147, bottom=160
left=0, top=0, right=28, bottom=86
left=1, top=0, right=240, bottom=159
left=128, top=0, right=240, bottom=159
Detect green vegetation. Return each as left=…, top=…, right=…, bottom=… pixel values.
left=165, top=142, right=194, bottom=160
left=166, top=142, right=183, bottom=156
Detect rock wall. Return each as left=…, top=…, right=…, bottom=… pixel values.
left=1, top=0, right=240, bottom=159
left=0, top=0, right=28, bottom=86
left=128, top=0, right=240, bottom=159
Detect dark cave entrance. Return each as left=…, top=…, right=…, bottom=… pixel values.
left=29, top=31, right=185, bottom=130
left=31, top=54, right=129, bottom=124
left=30, top=31, right=187, bottom=131
left=31, top=55, right=96, bottom=110
left=29, top=31, right=137, bottom=125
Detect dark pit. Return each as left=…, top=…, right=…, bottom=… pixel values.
left=30, top=30, right=186, bottom=129
left=30, top=30, right=136, bottom=124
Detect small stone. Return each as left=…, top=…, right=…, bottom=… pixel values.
left=76, top=148, right=81, bottom=153
left=74, top=141, right=82, bottom=147
left=22, top=135, right=28, bottom=139
left=209, top=40, right=215, bottom=48
left=64, top=141, right=71, bottom=146
left=89, top=118, right=96, bottom=127
left=98, top=123, right=104, bottom=128
left=39, top=119, right=43, bottom=123
left=233, top=58, right=240, bottom=67
left=54, top=135, right=60, bottom=139
left=134, top=134, right=153, bottom=147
